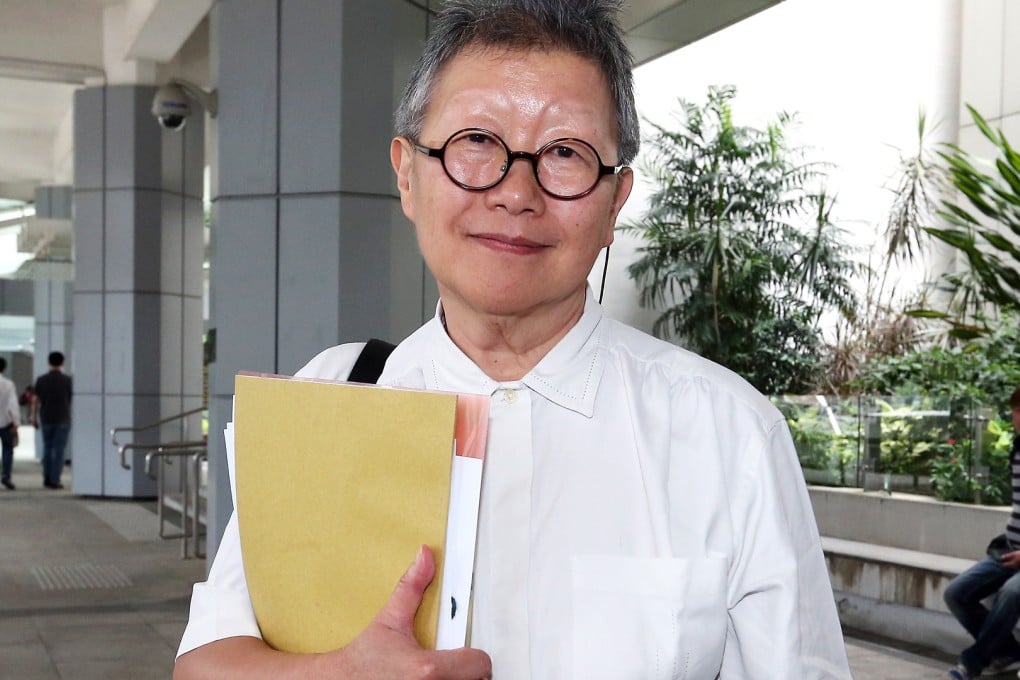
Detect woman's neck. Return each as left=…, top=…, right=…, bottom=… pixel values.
left=440, top=290, right=587, bottom=382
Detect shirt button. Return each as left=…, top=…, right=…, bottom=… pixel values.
left=503, top=389, right=518, bottom=404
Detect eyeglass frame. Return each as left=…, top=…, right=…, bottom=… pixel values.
left=409, top=127, right=625, bottom=200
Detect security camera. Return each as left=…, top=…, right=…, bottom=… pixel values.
left=151, top=80, right=218, bottom=131
left=152, top=83, right=192, bottom=130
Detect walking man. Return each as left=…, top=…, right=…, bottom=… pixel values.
left=0, top=358, right=21, bottom=490
left=31, top=351, right=72, bottom=490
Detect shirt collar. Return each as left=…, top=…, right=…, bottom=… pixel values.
left=421, top=288, right=606, bottom=418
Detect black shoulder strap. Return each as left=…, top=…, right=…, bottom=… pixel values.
left=346, top=338, right=396, bottom=384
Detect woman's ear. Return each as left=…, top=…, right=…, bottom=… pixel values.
left=391, top=137, right=415, bottom=220
left=609, top=167, right=634, bottom=222
left=600, top=167, right=634, bottom=247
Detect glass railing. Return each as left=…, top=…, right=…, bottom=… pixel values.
left=772, top=394, right=1015, bottom=505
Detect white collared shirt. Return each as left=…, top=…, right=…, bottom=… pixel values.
left=0, top=374, right=20, bottom=429
left=179, top=291, right=850, bottom=678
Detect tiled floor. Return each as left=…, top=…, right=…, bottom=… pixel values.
left=846, top=637, right=943, bottom=678
left=0, top=427, right=988, bottom=679
left=0, top=431, right=204, bottom=680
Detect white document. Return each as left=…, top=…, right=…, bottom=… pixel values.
left=435, top=454, right=483, bottom=649
left=224, top=421, right=237, bottom=506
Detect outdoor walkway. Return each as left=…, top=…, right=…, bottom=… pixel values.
left=0, top=427, right=994, bottom=679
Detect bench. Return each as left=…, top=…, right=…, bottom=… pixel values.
left=811, top=486, right=1011, bottom=656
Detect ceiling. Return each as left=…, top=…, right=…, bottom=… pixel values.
left=0, top=0, right=782, bottom=203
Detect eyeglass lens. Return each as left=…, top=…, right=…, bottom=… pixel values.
left=441, top=129, right=604, bottom=198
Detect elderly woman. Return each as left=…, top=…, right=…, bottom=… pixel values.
left=174, top=1, right=850, bottom=678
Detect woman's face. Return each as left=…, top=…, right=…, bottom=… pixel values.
left=391, top=47, right=632, bottom=321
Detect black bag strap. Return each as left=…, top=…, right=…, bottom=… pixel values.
left=346, top=338, right=396, bottom=384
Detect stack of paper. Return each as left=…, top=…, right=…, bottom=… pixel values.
left=231, top=373, right=487, bottom=653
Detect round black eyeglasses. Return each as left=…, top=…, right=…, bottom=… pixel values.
left=411, top=128, right=624, bottom=200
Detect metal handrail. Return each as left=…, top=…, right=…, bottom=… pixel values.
left=110, top=407, right=208, bottom=559
left=110, top=406, right=205, bottom=447
left=119, top=440, right=207, bottom=470
left=142, top=448, right=209, bottom=558
left=143, top=446, right=208, bottom=478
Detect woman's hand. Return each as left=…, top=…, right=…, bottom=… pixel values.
left=174, top=546, right=491, bottom=679
left=322, top=546, right=492, bottom=678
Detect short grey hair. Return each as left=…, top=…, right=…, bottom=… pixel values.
left=394, top=0, right=639, bottom=165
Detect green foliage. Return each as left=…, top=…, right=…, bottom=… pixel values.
left=976, top=417, right=1016, bottom=504
left=852, top=311, right=1020, bottom=403
left=622, top=86, right=860, bottom=395
left=929, top=105, right=1020, bottom=321
left=928, top=441, right=979, bottom=502
left=845, top=313, right=1020, bottom=505
left=774, top=396, right=858, bottom=485
left=865, top=397, right=962, bottom=479
left=874, top=410, right=937, bottom=477
left=884, top=110, right=946, bottom=265
left=928, top=423, right=1013, bottom=504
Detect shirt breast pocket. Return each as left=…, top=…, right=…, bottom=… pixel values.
left=571, top=554, right=727, bottom=680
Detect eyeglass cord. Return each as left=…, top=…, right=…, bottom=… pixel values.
left=598, top=245, right=610, bottom=304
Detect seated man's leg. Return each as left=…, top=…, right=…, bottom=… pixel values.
left=956, top=562, right=1020, bottom=674
left=945, top=557, right=1015, bottom=640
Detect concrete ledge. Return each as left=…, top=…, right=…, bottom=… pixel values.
left=822, top=537, right=970, bottom=612
left=822, top=537, right=974, bottom=576
left=822, top=535, right=975, bottom=656
left=811, top=486, right=1008, bottom=560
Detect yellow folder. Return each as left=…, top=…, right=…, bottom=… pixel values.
left=233, top=373, right=459, bottom=653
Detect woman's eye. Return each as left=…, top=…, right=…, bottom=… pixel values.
left=550, top=145, right=578, bottom=159
left=465, top=133, right=495, bottom=146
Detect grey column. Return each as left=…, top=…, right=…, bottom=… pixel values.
left=72, top=85, right=205, bottom=497
left=205, top=0, right=435, bottom=565
left=0, top=251, right=35, bottom=403
left=32, top=185, right=73, bottom=390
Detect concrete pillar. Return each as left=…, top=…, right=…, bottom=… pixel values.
left=32, top=185, right=74, bottom=390
left=205, top=0, right=436, bottom=562
left=27, top=185, right=72, bottom=462
left=0, top=278, right=36, bottom=404
left=72, top=84, right=205, bottom=497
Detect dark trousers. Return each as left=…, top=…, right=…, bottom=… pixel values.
left=40, top=422, right=70, bottom=486
left=944, top=556, right=1020, bottom=673
left=0, top=424, right=13, bottom=482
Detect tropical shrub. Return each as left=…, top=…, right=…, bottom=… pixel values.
left=852, top=311, right=1020, bottom=406
left=774, top=395, right=859, bottom=486
left=924, top=105, right=1020, bottom=335
left=929, top=438, right=979, bottom=502
left=623, top=85, right=860, bottom=395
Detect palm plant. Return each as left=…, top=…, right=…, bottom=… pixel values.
left=930, top=105, right=1020, bottom=316
left=884, top=112, right=946, bottom=266
left=623, top=86, right=860, bottom=395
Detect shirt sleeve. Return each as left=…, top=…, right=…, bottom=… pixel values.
left=721, top=418, right=852, bottom=679
left=176, top=510, right=261, bottom=657
left=5, top=380, right=19, bottom=426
